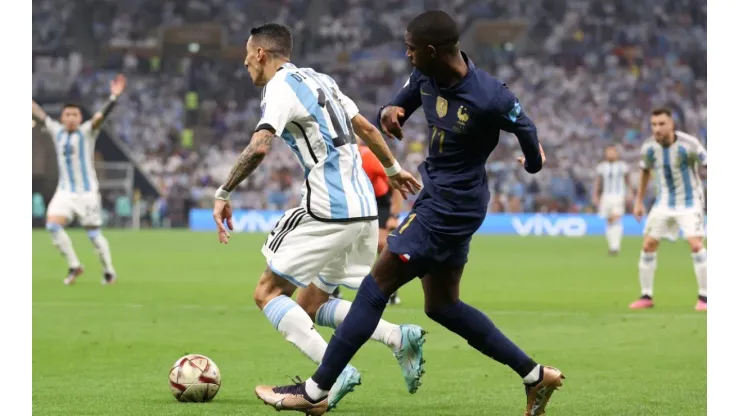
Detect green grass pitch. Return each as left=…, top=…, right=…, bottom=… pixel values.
left=32, top=230, right=706, bottom=415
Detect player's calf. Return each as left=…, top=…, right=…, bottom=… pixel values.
left=86, top=228, right=116, bottom=283
left=688, top=237, right=707, bottom=310
left=631, top=237, right=659, bottom=309
left=46, top=221, right=83, bottom=284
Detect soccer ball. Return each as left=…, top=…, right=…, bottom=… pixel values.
left=168, top=354, right=221, bottom=402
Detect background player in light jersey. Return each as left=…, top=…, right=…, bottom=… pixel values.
left=631, top=107, right=707, bottom=311
left=210, top=23, right=423, bottom=409
left=333, top=138, right=404, bottom=305
left=592, top=144, right=632, bottom=255
left=31, top=74, right=127, bottom=285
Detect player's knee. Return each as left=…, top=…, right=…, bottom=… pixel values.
left=688, top=239, right=705, bottom=253
left=45, top=222, right=62, bottom=233
left=424, top=302, right=456, bottom=322
left=253, top=271, right=291, bottom=310
left=642, top=238, right=659, bottom=252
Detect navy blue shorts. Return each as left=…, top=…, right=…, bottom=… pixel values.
left=386, top=211, right=471, bottom=278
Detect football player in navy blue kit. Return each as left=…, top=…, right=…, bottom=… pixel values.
left=256, top=11, right=564, bottom=416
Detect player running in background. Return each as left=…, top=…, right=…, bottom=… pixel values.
left=631, top=108, right=707, bottom=311
left=592, top=144, right=632, bottom=255
left=210, top=24, right=424, bottom=409
left=31, top=74, right=127, bottom=285
left=333, top=138, right=404, bottom=305
left=255, top=11, right=564, bottom=416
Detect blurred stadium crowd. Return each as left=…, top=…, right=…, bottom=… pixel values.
left=32, top=0, right=706, bottom=225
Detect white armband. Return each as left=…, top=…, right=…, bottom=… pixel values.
left=384, top=161, right=402, bottom=177
left=214, top=187, right=231, bottom=201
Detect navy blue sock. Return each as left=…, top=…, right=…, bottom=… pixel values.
left=312, top=275, right=389, bottom=390
left=426, top=301, right=537, bottom=378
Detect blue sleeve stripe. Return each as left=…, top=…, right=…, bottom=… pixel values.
left=77, top=132, right=91, bottom=192
left=662, top=147, right=676, bottom=208
left=678, top=146, right=694, bottom=208
left=63, top=133, right=76, bottom=192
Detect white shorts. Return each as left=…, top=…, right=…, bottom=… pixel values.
left=598, top=194, right=626, bottom=219
left=262, top=207, right=379, bottom=294
left=47, top=191, right=103, bottom=227
left=644, top=208, right=706, bottom=240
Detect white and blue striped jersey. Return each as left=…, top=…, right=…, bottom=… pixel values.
left=44, top=117, right=101, bottom=194
left=596, top=160, right=629, bottom=197
left=256, top=63, right=377, bottom=222
left=640, top=131, right=707, bottom=211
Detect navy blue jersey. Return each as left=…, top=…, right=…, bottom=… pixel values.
left=379, top=53, right=542, bottom=238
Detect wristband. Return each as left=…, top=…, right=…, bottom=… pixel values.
left=390, top=213, right=400, bottom=219
left=109, top=94, right=118, bottom=101
left=214, top=187, right=231, bottom=201
left=384, top=161, right=402, bottom=177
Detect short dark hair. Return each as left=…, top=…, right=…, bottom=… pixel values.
left=250, top=23, right=292, bottom=58
left=407, top=10, right=459, bottom=50
left=62, top=103, right=82, bottom=112
left=651, top=107, right=673, bottom=117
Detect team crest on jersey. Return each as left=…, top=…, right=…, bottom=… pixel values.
left=457, top=106, right=469, bottom=123
left=436, top=96, right=448, bottom=118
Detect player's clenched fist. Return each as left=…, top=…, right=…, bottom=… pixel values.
left=380, top=106, right=406, bottom=140
left=517, top=143, right=546, bottom=167
left=213, top=199, right=234, bottom=244
left=633, top=201, right=645, bottom=221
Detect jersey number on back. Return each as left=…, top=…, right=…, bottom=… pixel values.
left=290, top=71, right=355, bottom=148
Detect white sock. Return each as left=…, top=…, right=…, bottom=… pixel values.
left=606, top=222, right=623, bottom=251
left=315, top=298, right=402, bottom=350
left=638, top=251, right=657, bottom=297
left=88, top=230, right=115, bottom=274
left=263, top=295, right=327, bottom=364
left=692, top=249, right=707, bottom=297
left=47, top=224, right=80, bottom=269
left=523, top=364, right=542, bottom=384
left=305, top=377, right=329, bottom=400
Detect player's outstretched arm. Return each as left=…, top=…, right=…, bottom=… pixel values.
left=494, top=86, right=542, bottom=173
left=352, top=113, right=421, bottom=198
left=91, top=74, right=127, bottom=130
left=32, top=100, right=48, bottom=121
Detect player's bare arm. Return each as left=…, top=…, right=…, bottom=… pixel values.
left=32, top=100, right=48, bottom=121
left=351, top=113, right=421, bottom=198
left=634, top=168, right=651, bottom=220
left=223, top=129, right=275, bottom=192
left=91, top=74, right=127, bottom=130
left=212, top=129, right=275, bottom=244
left=624, top=172, right=634, bottom=203
left=592, top=175, right=602, bottom=207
